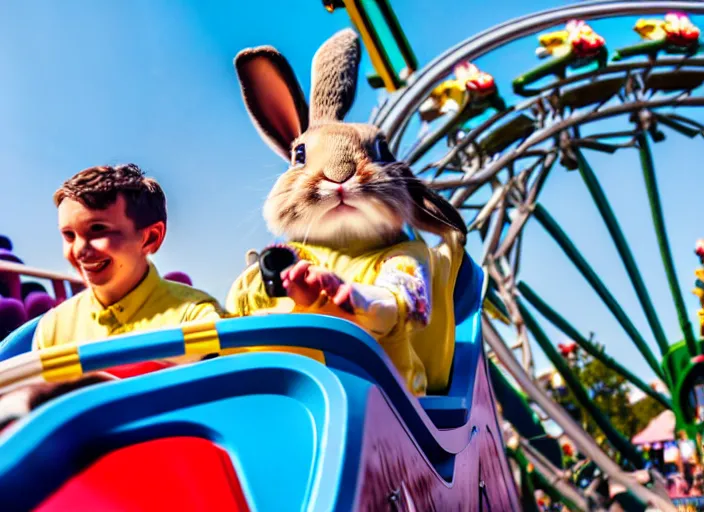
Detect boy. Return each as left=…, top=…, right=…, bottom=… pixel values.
left=33, top=163, right=225, bottom=349
left=0, top=164, right=225, bottom=427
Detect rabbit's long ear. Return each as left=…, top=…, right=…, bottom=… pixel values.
left=310, top=28, right=361, bottom=123
left=407, top=176, right=468, bottom=244
left=234, top=47, right=309, bottom=160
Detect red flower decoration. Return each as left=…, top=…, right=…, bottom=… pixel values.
left=566, top=20, right=606, bottom=58
left=558, top=340, right=578, bottom=357
left=664, top=13, right=700, bottom=47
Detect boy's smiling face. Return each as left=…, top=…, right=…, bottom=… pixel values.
left=58, top=194, right=164, bottom=306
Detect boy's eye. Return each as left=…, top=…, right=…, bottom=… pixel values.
left=292, top=144, right=306, bottom=166
left=90, top=224, right=108, bottom=233
left=61, top=231, right=75, bottom=241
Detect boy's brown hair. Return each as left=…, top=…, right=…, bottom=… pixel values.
left=53, top=164, right=167, bottom=230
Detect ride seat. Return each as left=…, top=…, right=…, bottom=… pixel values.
left=35, top=437, right=250, bottom=512
left=0, top=298, right=27, bottom=342
left=417, top=250, right=485, bottom=429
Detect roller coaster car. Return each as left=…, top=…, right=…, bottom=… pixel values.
left=535, top=20, right=605, bottom=61
left=635, top=13, right=700, bottom=47
left=513, top=20, right=608, bottom=97
left=0, top=246, right=519, bottom=511
left=419, top=61, right=505, bottom=123
left=613, top=13, right=701, bottom=62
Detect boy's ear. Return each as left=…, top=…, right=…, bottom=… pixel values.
left=142, top=221, right=166, bottom=255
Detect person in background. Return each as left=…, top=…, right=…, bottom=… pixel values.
left=690, top=467, right=704, bottom=496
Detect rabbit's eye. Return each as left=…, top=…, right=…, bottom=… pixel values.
left=373, top=137, right=395, bottom=163
left=293, top=144, right=306, bottom=166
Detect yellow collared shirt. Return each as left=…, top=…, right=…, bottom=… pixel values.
left=33, top=263, right=225, bottom=352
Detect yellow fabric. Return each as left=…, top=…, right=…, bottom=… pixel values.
left=225, top=233, right=466, bottom=395
left=33, top=263, right=226, bottom=362
left=408, top=232, right=465, bottom=393
left=223, top=260, right=326, bottom=364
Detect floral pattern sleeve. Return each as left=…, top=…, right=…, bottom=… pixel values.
left=374, top=255, right=431, bottom=327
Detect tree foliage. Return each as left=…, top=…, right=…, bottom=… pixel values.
left=544, top=346, right=666, bottom=454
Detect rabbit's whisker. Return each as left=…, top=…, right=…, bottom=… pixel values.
left=418, top=205, right=460, bottom=233
left=301, top=210, right=324, bottom=246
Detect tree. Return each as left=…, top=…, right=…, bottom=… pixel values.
left=630, top=394, right=668, bottom=437
left=543, top=345, right=666, bottom=456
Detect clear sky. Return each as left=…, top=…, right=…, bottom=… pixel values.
left=1, top=1, right=703, bottom=384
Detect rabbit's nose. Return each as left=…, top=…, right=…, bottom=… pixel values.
left=323, top=165, right=355, bottom=184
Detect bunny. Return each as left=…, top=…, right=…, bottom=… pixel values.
left=226, top=29, right=468, bottom=396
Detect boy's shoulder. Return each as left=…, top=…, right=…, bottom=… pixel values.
left=33, top=289, right=94, bottom=350
left=158, top=279, right=227, bottom=321
left=39, top=289, right=92, bottom=322
left=158, top=278, right=220, bottom=306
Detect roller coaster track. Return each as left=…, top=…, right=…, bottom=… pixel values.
left=367, top=2, right=704, bottom=509
left=374, top=0, right=704, bottom=141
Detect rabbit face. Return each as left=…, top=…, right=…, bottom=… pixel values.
left=235, top=29, right=467, bottom=250
left=263, top=123, right=414, bottom=249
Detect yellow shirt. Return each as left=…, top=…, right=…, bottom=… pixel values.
left=33, top=263, right=225, bottom=353
left=226, top=232, right=465, bottom=395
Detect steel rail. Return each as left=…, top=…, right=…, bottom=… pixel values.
left=376, top=0, right=704, bottom=141
left=448, top=96, right=704, bottom=206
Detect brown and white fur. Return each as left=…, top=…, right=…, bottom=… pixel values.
left=234, top=29, right=467, bottom=252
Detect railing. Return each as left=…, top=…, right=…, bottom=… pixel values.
left=0, top=260, right=84, bottom=304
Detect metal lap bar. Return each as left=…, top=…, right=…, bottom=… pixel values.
left=78, top=328, right=186, bottom=373
left=35, top=320, right=319, bottom=384
left=183, top=320, right=221, bottom=356
left=330, top=0, right=417, bottom=91
left=40, top=345, right=83, bottom=382
left=40, top=319, right=320, bottom=382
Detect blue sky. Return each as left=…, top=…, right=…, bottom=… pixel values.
left=1, top=0, right=703, bottom=384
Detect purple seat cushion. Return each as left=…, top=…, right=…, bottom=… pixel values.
left=0, top=248, right=23, bottom=300
left=0, top=235, right=11, bottom=251
left=0, top=274, right=21, bottom=301
left=25, top=292, right=56, bottom=320
left=21, top=282, right=48, bottom=301
left=164, top=271, right=193, bottom=286
left=0, top=248, right=22, bottom=264
left=0, top=298, right=27, bottom=340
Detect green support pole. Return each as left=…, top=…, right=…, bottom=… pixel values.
left=517, top=298, right=646, bottom=469
left=514, top=444, right=587, bottom=512
left=518, top=281, right=672, bottom=409
left=490, top=359, right=564, bottom=468
left=507, top=448, right=541, bottom=512
left=637, top=133, right=698, bottom=358
left=533, top=203, right=665, bottom=381
left=575, top=149, right=671, bottom=356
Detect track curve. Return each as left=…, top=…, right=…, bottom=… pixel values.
left=375, top=0, right=704, bottom=143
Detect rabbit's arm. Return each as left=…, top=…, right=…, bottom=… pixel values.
left=344, top=284, right=399, bottom=337
left=374, top=255, right=430, bottom=328
left=344, top=255, right=430, bottom=337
